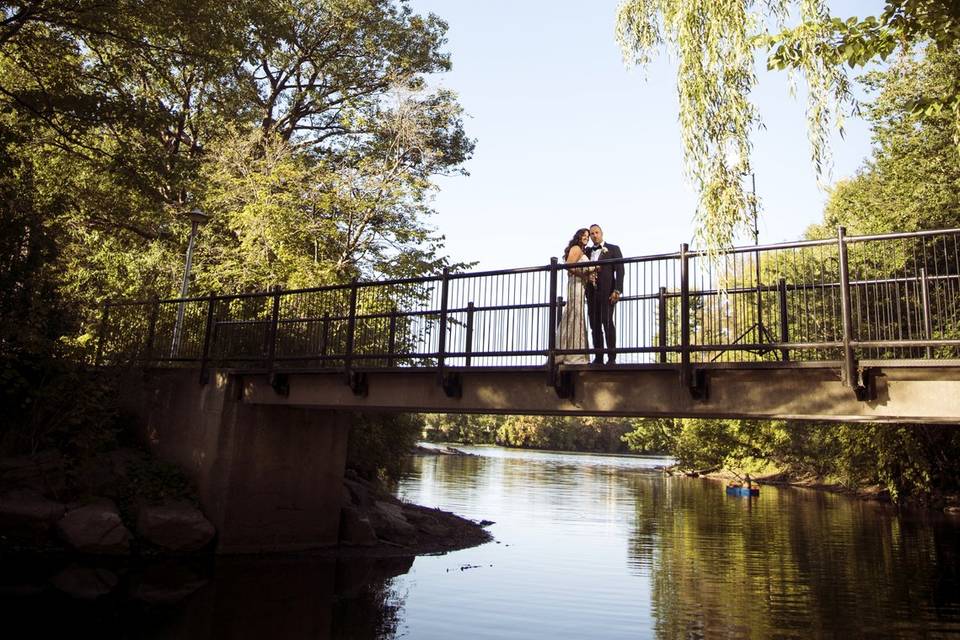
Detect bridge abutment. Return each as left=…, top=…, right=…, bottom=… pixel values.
left=130, top=369, right=349, bottom=553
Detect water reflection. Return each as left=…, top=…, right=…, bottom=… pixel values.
left=0, top=553, right=414, bottom=639
left=397, top=446, right=960, bottom=639
left=628, top=478, right=960, bottom=638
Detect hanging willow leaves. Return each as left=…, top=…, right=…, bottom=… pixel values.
left=616, top=0, right=960, bottom=252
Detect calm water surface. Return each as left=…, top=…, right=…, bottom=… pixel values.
left=3, top=445, right=959, bottom=638
left=390, top=445, right=960, bottom=639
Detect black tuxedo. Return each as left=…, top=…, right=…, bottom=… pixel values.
left=585, top=243, right=624, bottom=363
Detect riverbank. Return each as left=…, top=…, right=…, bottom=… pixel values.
left=671, top=465, right=960, bottom=513
left=0, top=448, right=492, bottom=558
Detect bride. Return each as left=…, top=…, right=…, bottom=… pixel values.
left=556, top=228, right=594, bottom=364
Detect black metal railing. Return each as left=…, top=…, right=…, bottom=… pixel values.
left=96, top=227, right=960, bottom=395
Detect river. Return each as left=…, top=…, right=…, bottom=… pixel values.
left=2, top=445, right=959, bottom=638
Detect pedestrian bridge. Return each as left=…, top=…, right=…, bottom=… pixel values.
left=101, top=227, right=960, bottom=424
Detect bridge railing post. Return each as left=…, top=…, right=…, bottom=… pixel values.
left=95, top=301, right=111, bottom=366
left=437, top=267, right=450, bottom=375
left=837, top=227, right=859, bottom=391
left=387, top=307, right=398, bottom=368
left=199, top=295, right=216, bottom=384
left=778, top=278, right=789, bottom=362
left=265, top=285, right=282, bottom=373
left=465, top=301, right=475, bottom=367
left=658, top=286, right=668, bottom=364
left=920, top=267, right=933, bottom=358
left=144, top=296, right=159, bottom=364
left=547, top=257, right=559, bottom=384
left=345, top=278, right=359, bottom=373
left=679, top=243, right=691, bottom=388
left=319, top=313, right=330, bottom=365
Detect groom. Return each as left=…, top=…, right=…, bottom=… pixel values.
left=586, top=224, right=624, bottom=365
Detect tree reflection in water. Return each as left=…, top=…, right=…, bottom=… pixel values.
left=626, top=476, right=960, bottom=639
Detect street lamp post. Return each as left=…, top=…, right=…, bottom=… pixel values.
left=170, top=208, right=210, bottom=358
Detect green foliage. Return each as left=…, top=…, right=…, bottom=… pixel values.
left=424, top=413, right=641, bottom=454
left=347, top=412, right=424, bottom=483
left=119, top=457, right=196, bottom=506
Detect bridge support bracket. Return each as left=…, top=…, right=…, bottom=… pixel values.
left=688, top=369, right=708, bottom=401
left=854, top=367, right=877, bottom=402
left=553, top=370, right=574, bottom=400
left=440, top=372, right=462, bottom=399
left=269, top=372, right=289, bottom=397
left=346, top=371, right=368, bottom=397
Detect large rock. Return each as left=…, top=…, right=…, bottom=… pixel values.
left=405, top=509, right=451, bottom=538
left=0, top=489, right=66, bottom=540
left=50, top=564, right=119, bottom=600
left=136, top=501, right=215, bottom=552
left=343, top=475, right=373, bottom=509
left=370, top=500, right=418, bottom=546
left=57, top=500, right=131, bottom=555
left=339, top=505, right=378, bottom=546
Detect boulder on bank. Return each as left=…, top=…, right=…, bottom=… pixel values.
left=338, top=473, right=491, bottom=554
left=136, top=501, right=215, bottom=552
left=0, top=489, right=66, bottom=540
left=339, top=505, right=378, bottom=546
left=57, top=500, right=131, bottom=555
left=370, top=500, right=419, bottom=546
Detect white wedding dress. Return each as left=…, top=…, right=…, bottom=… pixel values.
left=556, top=254, right=590, bottom=364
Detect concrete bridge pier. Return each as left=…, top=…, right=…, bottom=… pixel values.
left=132, top=369, right=349, bottom=553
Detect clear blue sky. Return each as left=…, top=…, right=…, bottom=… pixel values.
left=409, top=0, right=885, bottom=269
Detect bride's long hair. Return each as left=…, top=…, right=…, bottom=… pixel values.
left=563, top=228, right=590, bottom=260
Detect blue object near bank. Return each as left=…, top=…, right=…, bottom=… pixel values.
left=726, top=484, right=760, bottom=497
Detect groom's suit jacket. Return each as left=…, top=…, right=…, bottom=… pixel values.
left=587, top=243, right=625, bottom=300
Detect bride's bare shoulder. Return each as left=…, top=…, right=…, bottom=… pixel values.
left=566, top=245, right=584, bottom=262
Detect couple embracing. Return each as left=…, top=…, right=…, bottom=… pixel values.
left=557, top=224, right=624, bottom=366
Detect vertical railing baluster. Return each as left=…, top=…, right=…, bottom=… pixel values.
left=320, top=313, right=330, bottom=365
left=345, top=279, right=358, bottom=373
left=547, top=258, right=558, bottom=383
left=199, top=295, right=216, bottom=384
left=838, top=227, right=858, bottom=390
left=265, top=286, right=282, bottom=372
left=95, top=301, right=111, bottom=366
left=679, top=244, right=691, bottom=389
left=658, top=286, right=668, bottom=364
left=387, top=307, right=398, bottom=368
left=778, top=278, right=789, bottom=362
left=465, top=301, right=475, bottom=367
left=920, top=267, right=933, bottom=358
left=437, top=268, right=450, bottom=374
left=144, top=297, right=159, bottom=364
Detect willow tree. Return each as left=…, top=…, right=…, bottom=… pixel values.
left=616, top=0, right=960, bottom=251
